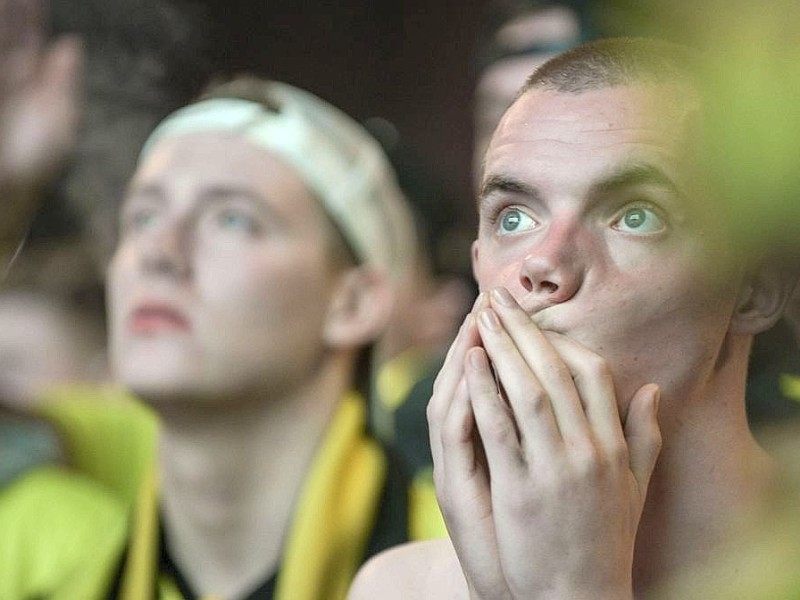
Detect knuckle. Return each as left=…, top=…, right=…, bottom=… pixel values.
left=481, top=410, right=517, bottom=447
left=440, top=412, right=470, bottom=447
left=543, top=361, right=572, bottom=386
left=573, top=444, right=609, bottom=478
left=519, top=387, right=550, bottom=419
left=504, top=487, right=538, bottom=518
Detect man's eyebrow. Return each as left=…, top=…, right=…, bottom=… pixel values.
left=479, top=174, right=540, bottom=204
left=197, top=184, right=283, bottom=221
left=591, top=163, right=685, bottom=199
left=125, top=183, right=268, bottom=208
left=197, top=184, right=266, bottom=205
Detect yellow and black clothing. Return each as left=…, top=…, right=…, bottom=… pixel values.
left=106, top=392, right=408, bottom=600
left=5, top=387, right=411, bottom=600
left=0, top=385, right=157, bottom=600
left=373, top=352, right=447, bottom=540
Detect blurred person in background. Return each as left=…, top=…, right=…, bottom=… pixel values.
left=366, top=118, right=475, bottom=539
left=0, top=0, right=81, bottom=273
left=0, top=240, right=107, bottom=410
left=96, top=76, right=420, bottom=600
left=471, top=0, right=589, bottom=189
left=0, top=3, right=136, bottom=600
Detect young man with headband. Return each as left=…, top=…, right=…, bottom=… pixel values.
left=6, top=76, right=419, bottom=600
left=103, top=77, right=420, bottom=600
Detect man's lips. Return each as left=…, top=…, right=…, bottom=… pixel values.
left=129, top=303, right=191, bottom=334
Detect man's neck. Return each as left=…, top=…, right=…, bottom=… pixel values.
left=632, top=343, right=777, bottom=595
left=155, top=359, right=353, bottom=599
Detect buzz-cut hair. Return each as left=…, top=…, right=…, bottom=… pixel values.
left=519, top=36, right=700, bottom=96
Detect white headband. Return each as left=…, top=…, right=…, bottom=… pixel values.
left=139, top=82, right=416, bottom=278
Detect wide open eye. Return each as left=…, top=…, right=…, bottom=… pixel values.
left=612, top=206, right=666, bottom=234
left=497, top=207, right=537, bottom=235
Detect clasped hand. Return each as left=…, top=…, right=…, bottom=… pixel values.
left=428, top=287, right=662, bottom=600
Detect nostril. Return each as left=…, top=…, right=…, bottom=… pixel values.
left=538, top=280, right=559, bottom=295
left=520, top=275, right=533, bottom=292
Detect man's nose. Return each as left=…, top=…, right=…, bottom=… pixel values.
left=140, top=218, right=193, bottom=281
left=518, top=221, right=584, bottom=305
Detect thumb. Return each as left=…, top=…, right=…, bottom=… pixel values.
left=624, top=384, right=662, bottom=494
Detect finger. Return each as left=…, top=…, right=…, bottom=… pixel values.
left=487, top=287, right=590, bottom=444
left=433, top=293, right=485, bottom=401
left=624, top=384, right=662, bottom=493
left=428, top=296, right=484, bottom=471
left=428, top=309, right=479, bottom=440
left=465, top=346, right=526, bottom=478
left=37, top=36, right=84, bottom=153
left=437, top=376, right=481, bottom=493
left=40, top=35, right=84, bottom=109
left=546, top=333, right=623, bottom=452
left=474, top=307, right=563, bottom=458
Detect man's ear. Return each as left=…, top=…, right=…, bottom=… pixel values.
left=730, top=260, right=798, bottom=335
left=323, top=266, right=394, bottom=348
left=471, top=239, right=480, bottom=285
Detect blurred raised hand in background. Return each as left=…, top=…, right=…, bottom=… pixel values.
left=0, top=0, right=82, bottom=268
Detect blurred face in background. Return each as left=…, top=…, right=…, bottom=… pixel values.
left=473, top=4, right=582, bottom=184
left=108, top=132, right=349, bottom=408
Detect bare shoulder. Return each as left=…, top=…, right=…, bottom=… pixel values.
left=348, top=537, right=467, bottom=600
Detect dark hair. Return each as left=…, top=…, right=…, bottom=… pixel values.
left=521, top=36, right=699, bottom=95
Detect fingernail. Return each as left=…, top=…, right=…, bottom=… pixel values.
left=469, top=348, right=488, bottom=370
left=479, top=308, right=501, bottom=332
left=491, top=287, right=514, bottom=307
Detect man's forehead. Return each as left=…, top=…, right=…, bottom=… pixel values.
left=495, top=84, right=698, bottom=142
left=481, top=84, right=703, bottom=182
left=477, top=84, right=713, bottom=216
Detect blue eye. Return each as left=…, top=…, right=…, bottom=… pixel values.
left=125, top=208, right=159, bottom=232
left=216, top=209, right=258, bottom=233
left=498, top=208, right=537, bottom=235
left=614, top=206, right=666, bottom=234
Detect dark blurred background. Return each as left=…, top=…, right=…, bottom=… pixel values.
left=42, top=0, right=500, bottom=265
